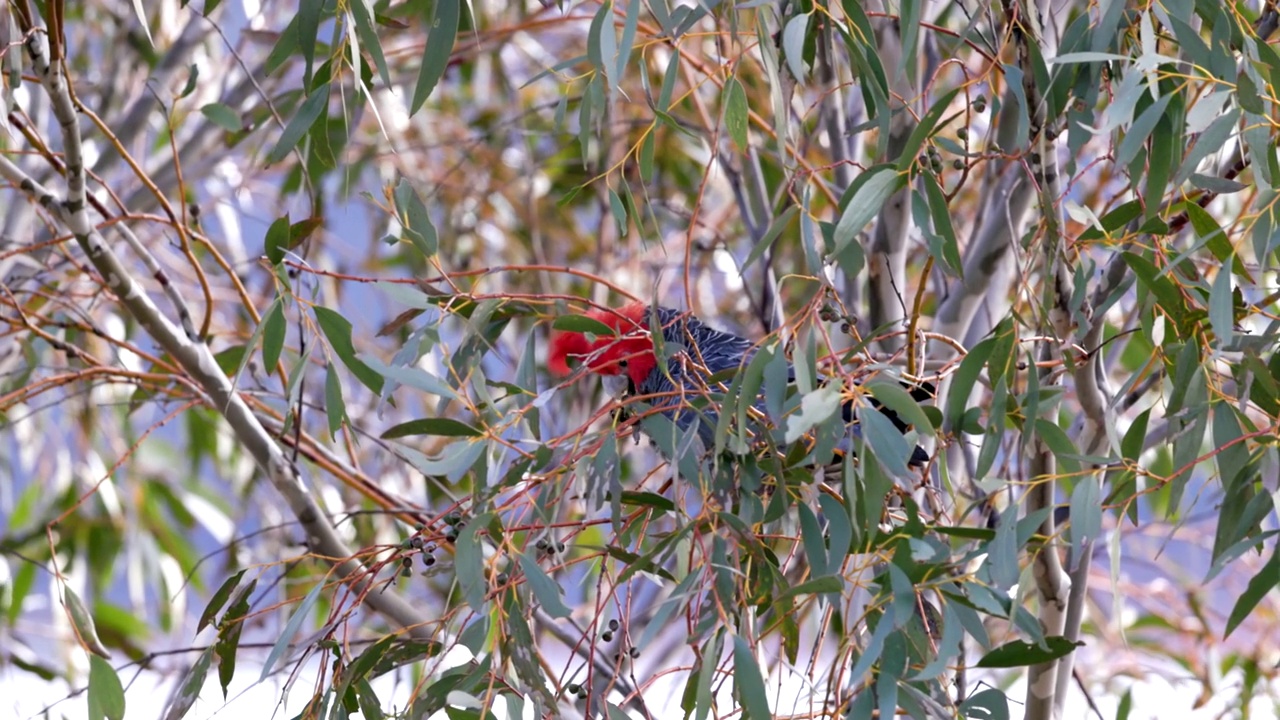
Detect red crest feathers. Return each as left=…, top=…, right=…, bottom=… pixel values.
left=548, top=302, right=658, bottom=386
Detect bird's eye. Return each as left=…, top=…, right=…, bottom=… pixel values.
left=618, top=359, right=628, bottom=368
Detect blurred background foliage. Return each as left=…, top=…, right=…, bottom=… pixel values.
left=3, top=0, right=1280, bottom=719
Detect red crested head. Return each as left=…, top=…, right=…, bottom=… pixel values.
left=548, top=302, right=659, bottom=389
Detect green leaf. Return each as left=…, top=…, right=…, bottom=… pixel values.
left=1115, top=94, right=1172, bottom=167
left=551, top=314, right=616, bottom=336
left=1209, top=256, right=1235, bottom=347
left=616, top=522, right=694, bottom=585
left=1122, top=252, right=1190, bottom=334
left=897, top=89, right=960, bottom=172
left=348, top=0, right=391, bottom=88
left=88, top=656, right=126, bottom=720
left=830, top=165, right=903, bottom=258
left=783, top=385, right=842, bottom=443
left=848, top=606, right=898, bottom=686
left=860, top=406, right=912, bottom=476
left=296, top=0, right=323, bottom=88
left=989, top=507, right=1019, bottom=591
left=615, top=0, right=639, bottom=81
left=959, top=688, right=1011, bottom=720
left=359, top=354, right=457, bottom=400
left=743, top=207, right=799, bottom=272
left=608, top=187, right=627, bottom=236
left=1033, top=418, right=1081, bottom=478
left=265, top=83, right=329, bottom=164
left=64, top=586, right=111, bottom=659
left=393, top=178, right=439, bottom=258
left=456, top=515, right=492, bottom=611
left=382, top=418, right=482, bottom=438
left=732, top=635, right=772, bottom=720
left=1003, top=64, right=1030, bottom=150
left=259, top=582, right=324, bottom=682
left=264, top=214, right=290, bottom=265
left=200, top=103, right=241, bottom=132
left=7, top=562, right=34, bottom=626
left=411, top=0, right=460, bottom=115
left=397, top=441, right=484, bottom=480
left=725, top=77, right=749, bottom=149
left=865, top=380, right=934, bottom=434
left=517, top=553, right=571, bottom=619
left=587, top=1, right=617, bottom=88
left=1078, top=200, right=1141, bottom=240
left=775, top=575, right=843, bottom=604
left=1144, top=97, right=1179, bottom=219
left=1183, top=202, right=1253, bottom=281
left=261, top=299, right=286, bottom=370
left=1237, top=70, right=1265, bottom=115
left=976, top=636, right=1083, bottom=668
left=215, top=579, right=256, bottom=698
left=161, top=647, right=213, bottom=720
left=818, top=492, right=852, bottom=576
left=1176, top=108, right=1239, bottom=185
left=781, top=13, right=810, bottom=80
left=639, top=131, right=656, bottom=182
left=1206, top=530, right=1280, bottom=584
left=314, top=306, right=384, bottom=395
left=945, top=337, right=995, bottom=428
left=797, top=503, right=828, bottom=577
left=198, top=570, right=246, bottom=633
left=921, top=173, right=961, bottom=276
left=1068, top=477, right=1101, bottom=568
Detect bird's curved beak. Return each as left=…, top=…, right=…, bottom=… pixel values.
left=601, top=374, right=629, bottom=398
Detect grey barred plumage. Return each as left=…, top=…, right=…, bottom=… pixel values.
left=548, top=302, right=930, bottom=468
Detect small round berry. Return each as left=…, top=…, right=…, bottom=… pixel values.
left=629, top=647, right=640, bottom=658
left=952, top=159, right=964, bottom=170
left=601, top=631, right=614, bottom=642
left=957, top=127, right=969, bottom=139
left=409, top=536, right=424, bottom=549
left=446, top=511, right=462, bottom=525
left=423, top=554, right=437, bottom=567
left=556, top=541, right=566, bottom=553
left=567, top=684, right=580, bottom=696
left=401, top=557, right=413, bottom=568
left=608, top=619, right=619, bottom=631
left=535, top=538, right=549, bottom=551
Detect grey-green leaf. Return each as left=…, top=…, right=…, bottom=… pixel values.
left=518, top=552, right=572, bottom=619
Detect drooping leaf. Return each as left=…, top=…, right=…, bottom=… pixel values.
left=517, top=552, right=571, bottom=619
left=315, top=307, right=384, bottom=394
left=411, top=0, right=460, bottom=114
left=64, top=586, right=111, bottom=659
left=732, top=635, right=772, bottom=720
left=830, top=165, right=903, bottom=258
left=382, top=418, right=482, bottom=439
left=87, top=656, right=126, bottom=720
left=266, top=83, right=329, bottom=164
left=259, top=582, right=325, bottom=682
left=976, top=636, right=1083, bottom=668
